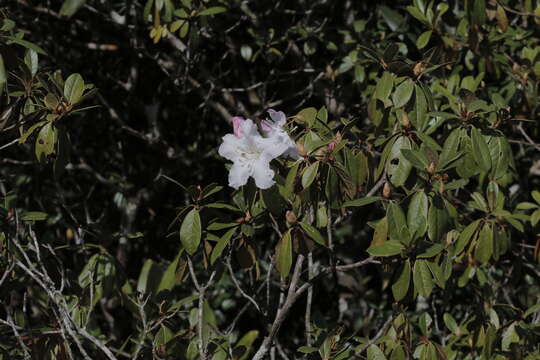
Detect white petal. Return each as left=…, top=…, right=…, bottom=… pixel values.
left=218, top=134, right=242, bottom=161
left=240, top=118, right=259, bottom=137
left=228, top=161, right=252, bottom=189
left=284, top=146, right=301, bottom=160
left=267, top=109, right=287, bottom=127
left=258, top=134, right=289, bottom=160
left=252, top=159, right=275, bottom=189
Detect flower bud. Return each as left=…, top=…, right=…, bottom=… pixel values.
left=382, top=181, right=392, bottom=198
left=413, top=62, right=426, bottom=78
left=427, top=162, right=436, bottom=175
left=297, top=142, right=307, bottom=157
left=328, top=140, right=337, bottom=151
left=286, top=210, right=297, bottom=225
left=400, top=112, right=411, bottom=128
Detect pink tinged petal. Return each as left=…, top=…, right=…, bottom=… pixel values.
left=232, top=116, right=245, bottom=137
left=218, top=134, right=242, bottom=161
left=328, top=140, right=337, bottom=151
left=261, top=119, right=273, bottom=135
left=228, top=162, right=252, bottom=189
left=252, top=159, right=275, bottom=189
left=267, top=109, right=287, bottom=127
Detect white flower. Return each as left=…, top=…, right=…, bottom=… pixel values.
left=262, top=109, right=301, bottom=160
left=219, top=118, right=289, bottom=189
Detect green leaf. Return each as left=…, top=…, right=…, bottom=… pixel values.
left=283, top=162, right=299, bottom=197
left=387, top=136, right=412, bottom=187
left=35, top=122, right=57, bottom=162
left=375, top=71, right=394, bottom=102
left=380, top=5, right=404, bottom=31
left=60, top=0, right=87, bottom=17
left=417, top=244, right=444, bottom=258
left=20, top=121, right=47, bottom=144
left=392, top=79, right=415, bottom=108
left=416, top=131, right=442, bottom=152
left=406, top=5, right=428, bottom=23
left=210, top=227, right=237, bottom=264
left=64, top=73, right=85, bottom=105
left=180, top=208, right=201, bottom=255
left=412, top=85, right=427, bottom=130
left=342, top=196, right=381, bottom=208
left=235, top=330, right=259, bottom=360
left=179, top=21, right=190, bottom=38
left=198, top=6, right=227, bottom=16
left=154, top=325, right=174, bottom=346
left=455, top=220, right=480, bottom=254
left=524, top=303, right=540, bottom=318
left=157, top=253, right=180, bottom=292
left=516, top=202, right=538, bottom=210
left=532, top=190, right=540, bottom=204
left=475, top=223, right=493, bottom=264
left=416, top=30, right=432, bottom=49
left=469, top=0, right=487, bottom=25
left=392, top=260, right=411, bottom=301
left=302, top=161, right=319, bottom=189
left=297, top=107, right=317, bottom=125
left=438, top=128, right=461, bottom=169
left=317, top=107, right=328, bottom=123
left=427, top=262, right=445, bottom=290
left=24, top=50, right=39, bottom=77
left=298, top=222, right=326, bottom=247
left=413, top=259, right=433, bottom=297
left=401, top=149, right=428, bottom=169
left=470, top=192, right=488, bottom=212
left=367, top=240, right=404, bottom=257
left=137, top=259, right=161, bottom=294
left=387, top=203, right=408, bottom=243
left=470, top=127, right=491, bottom=172
left=408, top=191, right=428, bottom=238
left=21, top=211, right=48, bottom=221
left=297, top=346, right=318, bottom=354
left=443, top=313, right=458, bottom=333
left=2, top=36, right=47, bottom=55
left=367, top=344, right=387, bottom=360
left=276, top=230, right=293, bottom=278
left=501, top=322, right=519, bottom=351
left=427, top=196, right=449, bottom=242
left=531, top=209, right=540, bottom=227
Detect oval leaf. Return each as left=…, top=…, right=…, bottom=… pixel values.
left=180, top=208, right=201, bottom=255
left=392, top=79, right=414, bottom=108
left=276, top=230, right=293, bottom=278
left=367, top=240, right=404, bottom=257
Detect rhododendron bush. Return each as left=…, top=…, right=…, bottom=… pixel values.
left=1, top=0, right=540, bottom=359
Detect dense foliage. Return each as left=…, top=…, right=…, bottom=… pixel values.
left=1, top=0, right=540, bottom=359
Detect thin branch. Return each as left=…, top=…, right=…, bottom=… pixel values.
left=517, top=123, right=540, bottom=152
left=354, top=316, right=393, bottom=357
left=252, top=255, right=305, bottom=360
left=501, top=4, right=540, bottom=18
left=295, top=257, right=380, bottom=298
left=0, top=138, right=19, bottom=151
left=3, top=312, right=31, bottom=360
left=226, top=257, right=261, bottom=312
left=305, top=252, right=314, bottom=347
left=366, top=174, right=386, bottom=197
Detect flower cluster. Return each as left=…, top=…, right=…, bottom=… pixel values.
left=218, top=110, right=299, bottom=190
